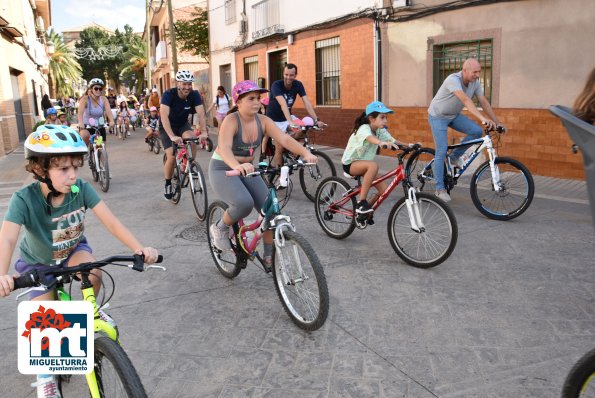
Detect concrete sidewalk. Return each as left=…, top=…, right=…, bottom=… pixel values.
left=0, top=132, right=593, bottom=397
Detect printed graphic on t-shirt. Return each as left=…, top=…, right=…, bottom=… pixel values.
left=283, top=93, right=295, bottom=109
left=51, top=207, right=86, bottom=263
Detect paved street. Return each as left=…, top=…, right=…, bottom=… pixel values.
left=0, top=129, right=594, bottom=397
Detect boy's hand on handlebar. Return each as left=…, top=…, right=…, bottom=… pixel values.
left=303, top=152, right=318, bottom=164
left=136, top=247, right=159, bottom=264
left=316, top=120, right=327, bottom=128
left=234, top=163, right=254, bottom=176
left=0, top=274, right=15, bottom=297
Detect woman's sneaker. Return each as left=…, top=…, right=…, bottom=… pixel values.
left=209, top=220, right=232, bottom=251
left=32, top=375, right=61, bottom=398
left=435, top=189, right=451, bottom=202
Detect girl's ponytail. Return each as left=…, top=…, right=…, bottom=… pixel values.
left=351, top=111, right=368, bottom=135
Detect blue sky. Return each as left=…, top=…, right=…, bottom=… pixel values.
left=50, top=0, right=147, bottom=34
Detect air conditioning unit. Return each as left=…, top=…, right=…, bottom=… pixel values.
left=35, top=16, right=45, bottom=32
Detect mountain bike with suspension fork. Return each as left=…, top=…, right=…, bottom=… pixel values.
left=261, top=123, right=336, bottom=206
left=165, top=137, right=208, bottom=221
left=206, top=161, right=329, bottom=331
left=13, top=254, right=166, bottom=397
left=86, top=125, right=110, bottom=193
left=315, top=144, right=458, bottom=268
left=405, top=125, right=534, bottom=220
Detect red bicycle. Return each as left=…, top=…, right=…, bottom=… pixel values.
left=314, top=144, right=458, bottom=268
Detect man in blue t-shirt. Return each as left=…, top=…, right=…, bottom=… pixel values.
left=160, top=70, right=208, bottom=200
left=266, top=63, right=324, bottom=166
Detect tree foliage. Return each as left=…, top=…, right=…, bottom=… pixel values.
left=174, top=7, right=209, bottom=61
left=47, top=29, right=82, bottom=97
left=75, top=25, right=145, bottom=92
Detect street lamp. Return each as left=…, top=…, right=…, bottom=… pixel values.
left=47, top=42, right=55, bottom=55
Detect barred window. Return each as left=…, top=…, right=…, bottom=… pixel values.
left=432, top=39, right=493, bottom=103
left=244, top=56, right=258, bottom=82
left=225, top=0, right=236, bottom=24
left=315, top=37, right=341, bottom=106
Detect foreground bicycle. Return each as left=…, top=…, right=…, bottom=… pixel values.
left=14, top=254, right=165, bottom=397
left=166, top=137, right=208, bottom=221
left=206, top=161, right=329, bottom=331
left=551, top=105, right=595, bottom=398
left=315, top=144, right=457, bottom=268
left=86, top=124, right=110, bottom=193
left=261, top=121, right=336, bottom=206
left=405, top=125, right=534, bottom=220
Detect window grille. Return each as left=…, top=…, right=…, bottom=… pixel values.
left=225, top=0, right=236, bottom=24
left=315, top=37, right=341, bottom=106
left=432, top=39, right=493, bottom=103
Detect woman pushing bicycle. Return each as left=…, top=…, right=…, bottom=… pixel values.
left=342, top=101, right=412, bottom=222
left=0, top=125, right=159, bottom=397
left=208, top=80, right=317, bottom=266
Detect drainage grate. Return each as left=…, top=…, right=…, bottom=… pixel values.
left=178, top=223, right=207, bottom=242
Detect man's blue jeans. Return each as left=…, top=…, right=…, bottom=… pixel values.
left=428, top=113, right=483, bottom=190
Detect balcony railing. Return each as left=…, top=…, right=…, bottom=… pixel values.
left=251, top=0, right=284, bottom=40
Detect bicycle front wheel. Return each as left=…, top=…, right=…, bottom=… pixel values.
left=272, top=230, right=329, bottom=331
left=299, top=150, right=336, bottom=202
left=470, top=157, right=534, bottom=220
left=388, top=192, right=457, bottom=268
left=206, top=201, right=241, bottom=278
left=562, top=348, right=595, bottom=398
left=92, top=333, right=147, bottom=397
left=404, top=147, right=438, bottom=195
left=170, top=163, right=182, bottom=204
left=314, top=176, right=356, bottom=239
left=98, top=149, right=109, bottom=192
left=153, top=139, right=161, bottom=155
left=205, top=137, right=213, bottom=152
left=189, top=162, right=208, bottom=221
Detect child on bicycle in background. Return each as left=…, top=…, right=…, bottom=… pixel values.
left=145, top=106, right=160, bottom=143
left=0, top=125, right=159, bottom=397
left=117, top=101, right=130, bottom=136
left=342, top=101, right=411, bottom=222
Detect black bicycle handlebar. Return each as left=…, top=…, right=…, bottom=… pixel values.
left=13, top=254, right=164, bottom=290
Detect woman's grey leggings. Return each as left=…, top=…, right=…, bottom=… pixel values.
left=209, top=158, right=269, bottom=221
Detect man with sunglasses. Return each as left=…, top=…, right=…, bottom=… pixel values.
left=77, top=78, right=115, bottom=145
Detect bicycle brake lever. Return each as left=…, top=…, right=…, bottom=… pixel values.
left=145, top=265, right=167, bottom=271
left=15, top=287, right=47, bottom=301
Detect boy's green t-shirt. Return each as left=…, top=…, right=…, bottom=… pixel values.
left=4, top=179, right=101, bottom=266
left=341, top=124, right=396, bottom=165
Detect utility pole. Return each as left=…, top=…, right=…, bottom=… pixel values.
left=167, top=0, right=179, bottom=75
left=146, top=0, right=152, bottom=90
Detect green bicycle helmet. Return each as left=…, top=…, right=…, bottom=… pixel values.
left=25, top=124, right=87, bottom=160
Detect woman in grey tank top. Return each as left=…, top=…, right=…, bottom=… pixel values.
left=208, top=80, right=317, bottom=265
left=76, top=78, right=115, bottom=145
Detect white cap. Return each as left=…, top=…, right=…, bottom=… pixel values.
left=152, top=88, right=158, bottom=93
